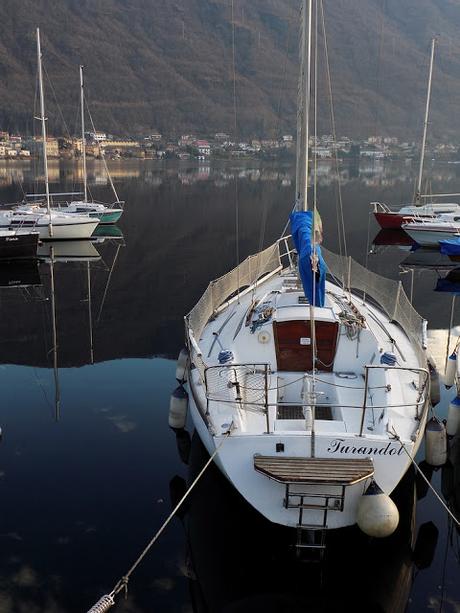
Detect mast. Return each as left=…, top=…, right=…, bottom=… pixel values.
left=303, top=0, right=312, bottom=212
left=416, top=37, right=436, bottom=204
left=36, top=28, right=53, bottom=237
left=295, top=0, right=312, bottom=211
left=80, top=65, right=88, bottom=202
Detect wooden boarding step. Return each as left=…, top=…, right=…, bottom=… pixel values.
left=254, top=456, right=374, bottom=485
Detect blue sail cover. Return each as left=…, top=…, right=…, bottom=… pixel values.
left=290, top=210, right=326, bottom=307
left=440, top=238, right=460, bottom=256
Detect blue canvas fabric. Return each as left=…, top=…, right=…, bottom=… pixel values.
left=435, top=278, right=460, bottom=295
left=290, top=210, right=326, bottom=307
left=440, top=238, right=460, bottom=256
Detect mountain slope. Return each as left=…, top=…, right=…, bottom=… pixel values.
left=0, top=0, right=459, bottom=139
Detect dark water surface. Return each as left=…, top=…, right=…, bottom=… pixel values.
left=0, top=158, right=459, bottom=612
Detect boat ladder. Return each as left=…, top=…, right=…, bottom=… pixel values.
left=253, top=456, right=375, bottom=560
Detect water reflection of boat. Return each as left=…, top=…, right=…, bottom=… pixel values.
left=37, top=240, right=101, bottom=263
left=372, top=229, right=416, bottom=248
left=400, top=249, right=459, bottom=272
left=92, top=224, right=124, bottom=240
left=176, top=434, right=431, bottom=613
left=441, top=436, right=460, bottom=530
left=0, top=259, right=41, bottom=288
left=435, top=268, right=460, bottom=294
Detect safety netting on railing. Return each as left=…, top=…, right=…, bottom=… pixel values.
left=321, top=246, right=426, bottom=354
left=186, top=241, right=281, bottom=341
left=205, top=364, right=269, bottom=413
left=186, top=238, right=426, bottom=364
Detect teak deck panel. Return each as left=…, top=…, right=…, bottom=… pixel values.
left=254, top=456, right=374, bottom=485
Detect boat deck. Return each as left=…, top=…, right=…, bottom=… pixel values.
left=254, top=455, right=374, bottom=485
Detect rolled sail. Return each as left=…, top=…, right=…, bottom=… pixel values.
left=290, top=210, right=326, bottom=307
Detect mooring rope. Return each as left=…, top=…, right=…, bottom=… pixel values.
left=391, top=427, right=460, bottom=528
left=86, top=428, right=233, bottom=612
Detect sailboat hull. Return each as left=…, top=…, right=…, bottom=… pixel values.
left=0, top=232, right=39, bottom=259
left=188, top=381, right=425, bottom=530
left=38, top=220, right=99, bottom=241
left=404, top=228, right=460, bottom=247
left=89, top=210, right=123, bottom=224
left=374, top=212, right=408, bottom=229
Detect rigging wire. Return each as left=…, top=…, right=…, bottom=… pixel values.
left=85, top=97, right=120, bottom=203
left=42, top=63, right=72, bottom=141
left=230, top=0, right=241, bottom=303
left=309, top=0, right=318, bottom=458
left=319, top=0, right=347, bottom=262
left=274, top=17, right=294, bottom=137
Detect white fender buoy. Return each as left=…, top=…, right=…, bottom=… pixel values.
left=446, top=394, right=460, bottom=437
left=444, top=352, right=457, bottom=389
left=169, top=385, right=189, bottom=429
left=356, top=480, right=399, bottom=538
left=425, top=417, right=447, bottom=466
left=428, top=359, right=441, bottom=407
left=176, top=347, right=189, bottom=383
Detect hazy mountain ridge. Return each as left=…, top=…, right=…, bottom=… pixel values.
left=0, top=0, right=459, bottom=139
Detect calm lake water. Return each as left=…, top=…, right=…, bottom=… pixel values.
left=0, top=158, right=459, bottom=612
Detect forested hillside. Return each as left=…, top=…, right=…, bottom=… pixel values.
left=0, top=0, right=459, bottom=139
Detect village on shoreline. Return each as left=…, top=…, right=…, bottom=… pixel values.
left=1, top=129, right=460, bottom=164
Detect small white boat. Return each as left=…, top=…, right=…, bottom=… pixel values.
left=56, top=201, right=123, bottom=224
left=402, top=212, right=460, bottom=246
left=0, top=208, right=98, bottom=241
left=373, top=201, right=460, bottom=230
left=183, top=0, right=429, bottom=550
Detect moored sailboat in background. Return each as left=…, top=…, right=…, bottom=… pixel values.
left=53, top=65, right=124, bottom=225
left=10, top=29, right=99, bottom=241
left=182, top=0, right=430, bottom=553
left=373, top=38, right=460, bottom=229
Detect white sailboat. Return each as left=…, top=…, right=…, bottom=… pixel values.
left=182, top=0, right=429, bottom=548
left=372, top=38, right=460, bottom=229
left=8, top=29, right=99, bottom=241
left=53, top=65, right=124, bottom=225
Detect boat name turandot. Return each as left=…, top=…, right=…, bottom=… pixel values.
left=327, top=438, right=404, bottom=456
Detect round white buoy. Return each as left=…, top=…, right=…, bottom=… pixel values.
left=425, top=417, right=447, bottom=466
left=169, top=385, right=189, bottom=429
left=356, top=480, right=399, bottom=538
left=444, top=352, right=457, bottom=389
left=446, top=394, right=460, bottom=437
left=176, top=348, right=189, bottom=383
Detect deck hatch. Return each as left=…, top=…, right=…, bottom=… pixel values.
left=273, top=320, right=339, bottom=372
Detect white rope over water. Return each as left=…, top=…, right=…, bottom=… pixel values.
left=391, top=426, right=460, bottom=528
left=86, top=428, right=233, bottom=612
